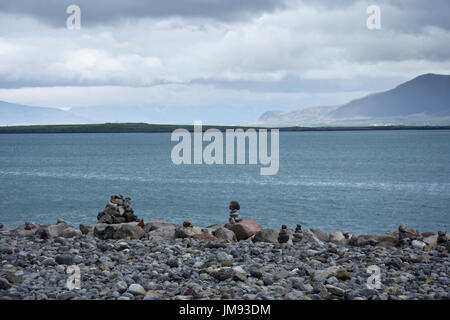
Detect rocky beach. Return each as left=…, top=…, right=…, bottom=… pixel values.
left=0, top=197, right=449, bottom=300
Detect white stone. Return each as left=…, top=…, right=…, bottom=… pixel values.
left=412, top=240, right=426, bottom=250
left=128, top=283, right=146, bottom=296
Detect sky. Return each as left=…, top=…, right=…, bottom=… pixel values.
left=0, top=0, right=449, bottom=124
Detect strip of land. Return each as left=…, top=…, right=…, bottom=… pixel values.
left=0, top=123, right=450, bottom=134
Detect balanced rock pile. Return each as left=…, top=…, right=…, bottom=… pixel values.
left=97, top=195, right=139, bottom=224
left=94, top=195, right=145, bottom=240
left=224, top=201, right=262, bottom=241
left=292, top=224, right=303, bottom=243
left=277, top=225, right=290, bottom=244
left=228, top=201, right=243, bottom=224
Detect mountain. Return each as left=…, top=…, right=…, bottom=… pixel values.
left=254, top=106, right=339, bottom=126
left=256, top=74, right=450, bottom=126
left=0, top=101, right=91, bottom=126
left=330, top=74, right=450, bottom=118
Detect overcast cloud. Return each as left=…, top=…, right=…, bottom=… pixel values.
left=0, top=0, right=449, bottom=124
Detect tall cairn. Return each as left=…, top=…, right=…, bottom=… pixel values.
left=228, top=201, right=243, bottom=224
left=97, top=195, right=139, bottom=224
left=277, top=225, right=290, bottom=244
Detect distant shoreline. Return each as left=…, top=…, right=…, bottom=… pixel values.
left=0, top=123, right=450, bottom=134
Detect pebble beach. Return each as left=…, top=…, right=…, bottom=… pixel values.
left=0, top=196, right=448, bottom=301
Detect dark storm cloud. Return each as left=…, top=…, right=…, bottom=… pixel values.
left=0, top=0, right=286, bottom=26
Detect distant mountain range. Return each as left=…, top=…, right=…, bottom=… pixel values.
left=254, top=74, right=450, bottom=126
left=1, top=73, right=450, bottom=127
left=0, top=101, right=90, bottom=126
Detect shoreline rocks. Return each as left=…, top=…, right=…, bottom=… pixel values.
left=1, top=199, right=449, bottom=301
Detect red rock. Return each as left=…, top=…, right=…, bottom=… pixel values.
left=192, top=233, right=218, bottom=242
left=225, top=220, right=262, bottom=241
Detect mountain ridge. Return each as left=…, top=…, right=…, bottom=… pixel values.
left=256, top=73, right=450, bottom=126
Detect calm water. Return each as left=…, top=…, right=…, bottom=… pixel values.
left=0, top=130, right=449, bottom=235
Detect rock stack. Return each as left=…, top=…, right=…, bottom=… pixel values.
left=292, top=224, right=303, bottom=243
left=97, top=195, right=139, bottom=224
left=437, top=230, right=448, bottom=244
left=228, top=201, right=243, bottom=224
left=277, top=225, right=290, bottom=244
left=397, top=224, right=409, bottom=246
left=175, top=221, right=203, bottom=239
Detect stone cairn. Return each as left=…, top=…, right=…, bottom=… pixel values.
left=397, top=224, right=409, bottom=246
left=183, top=221, right=193, bottom=228
left=437, top=230, right=447, bottom=244
left=228, top=201, right=243, bottom=224
left=292, top=224, right=303, bottom=243
left=397, top=224, right=423, bottom=247
left=277, top=225, right=290, bottom=244
left=97, top=195, right=139, bottom=224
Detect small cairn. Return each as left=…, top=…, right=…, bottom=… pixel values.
left=97, top=195, right=139, bottom=224
left=175, top=221, right=197, bottom=238
left=397, top=224, right=409, bottom=246
left=228, top=201, right=243, bottom=224
left=183, top=221, right=194, bottom=228
left=437, top=230, right=447, bottom=244
left=292, top=224, right=303, bottom=243
left=278, top=225, right=290, bottom=244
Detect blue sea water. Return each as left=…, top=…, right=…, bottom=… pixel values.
left=0, top=130, right=449, bottom=235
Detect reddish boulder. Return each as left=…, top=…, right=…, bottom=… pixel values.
left=192, top=233, right=218, bottom=242
left=225, top=220, right=262, bottom=241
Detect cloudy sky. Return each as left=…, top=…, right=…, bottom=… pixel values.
left=0, top=0, right=449, bottom=124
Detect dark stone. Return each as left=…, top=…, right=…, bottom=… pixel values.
left=249, top=268, right=263, bottom=279
left=0, top=246, right=13, bottom=254
left=229, top=201, right=240, bottom=211
left=205, top=243, right=227, bottom=249
left=55, top=254, right=74, bottom=265
left=262, top=277, right=274, bottom=285
left=388, top=257, right=403, bottom=269
left=0, top=277, right=12, bottom=290
left=166, top=258, right=179, bottom=268
left=215, top=268, right=233, bottom=281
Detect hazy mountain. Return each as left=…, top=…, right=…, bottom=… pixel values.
left=0, top=101, right=91, bottom=126
left=256, top=74, right=450, bottom=126
left=329, top=74, right=450, bottom=118
left=254, top=106, right=339, bottom=126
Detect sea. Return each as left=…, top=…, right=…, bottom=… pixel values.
left=0, top=130, right=449, bottom=235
